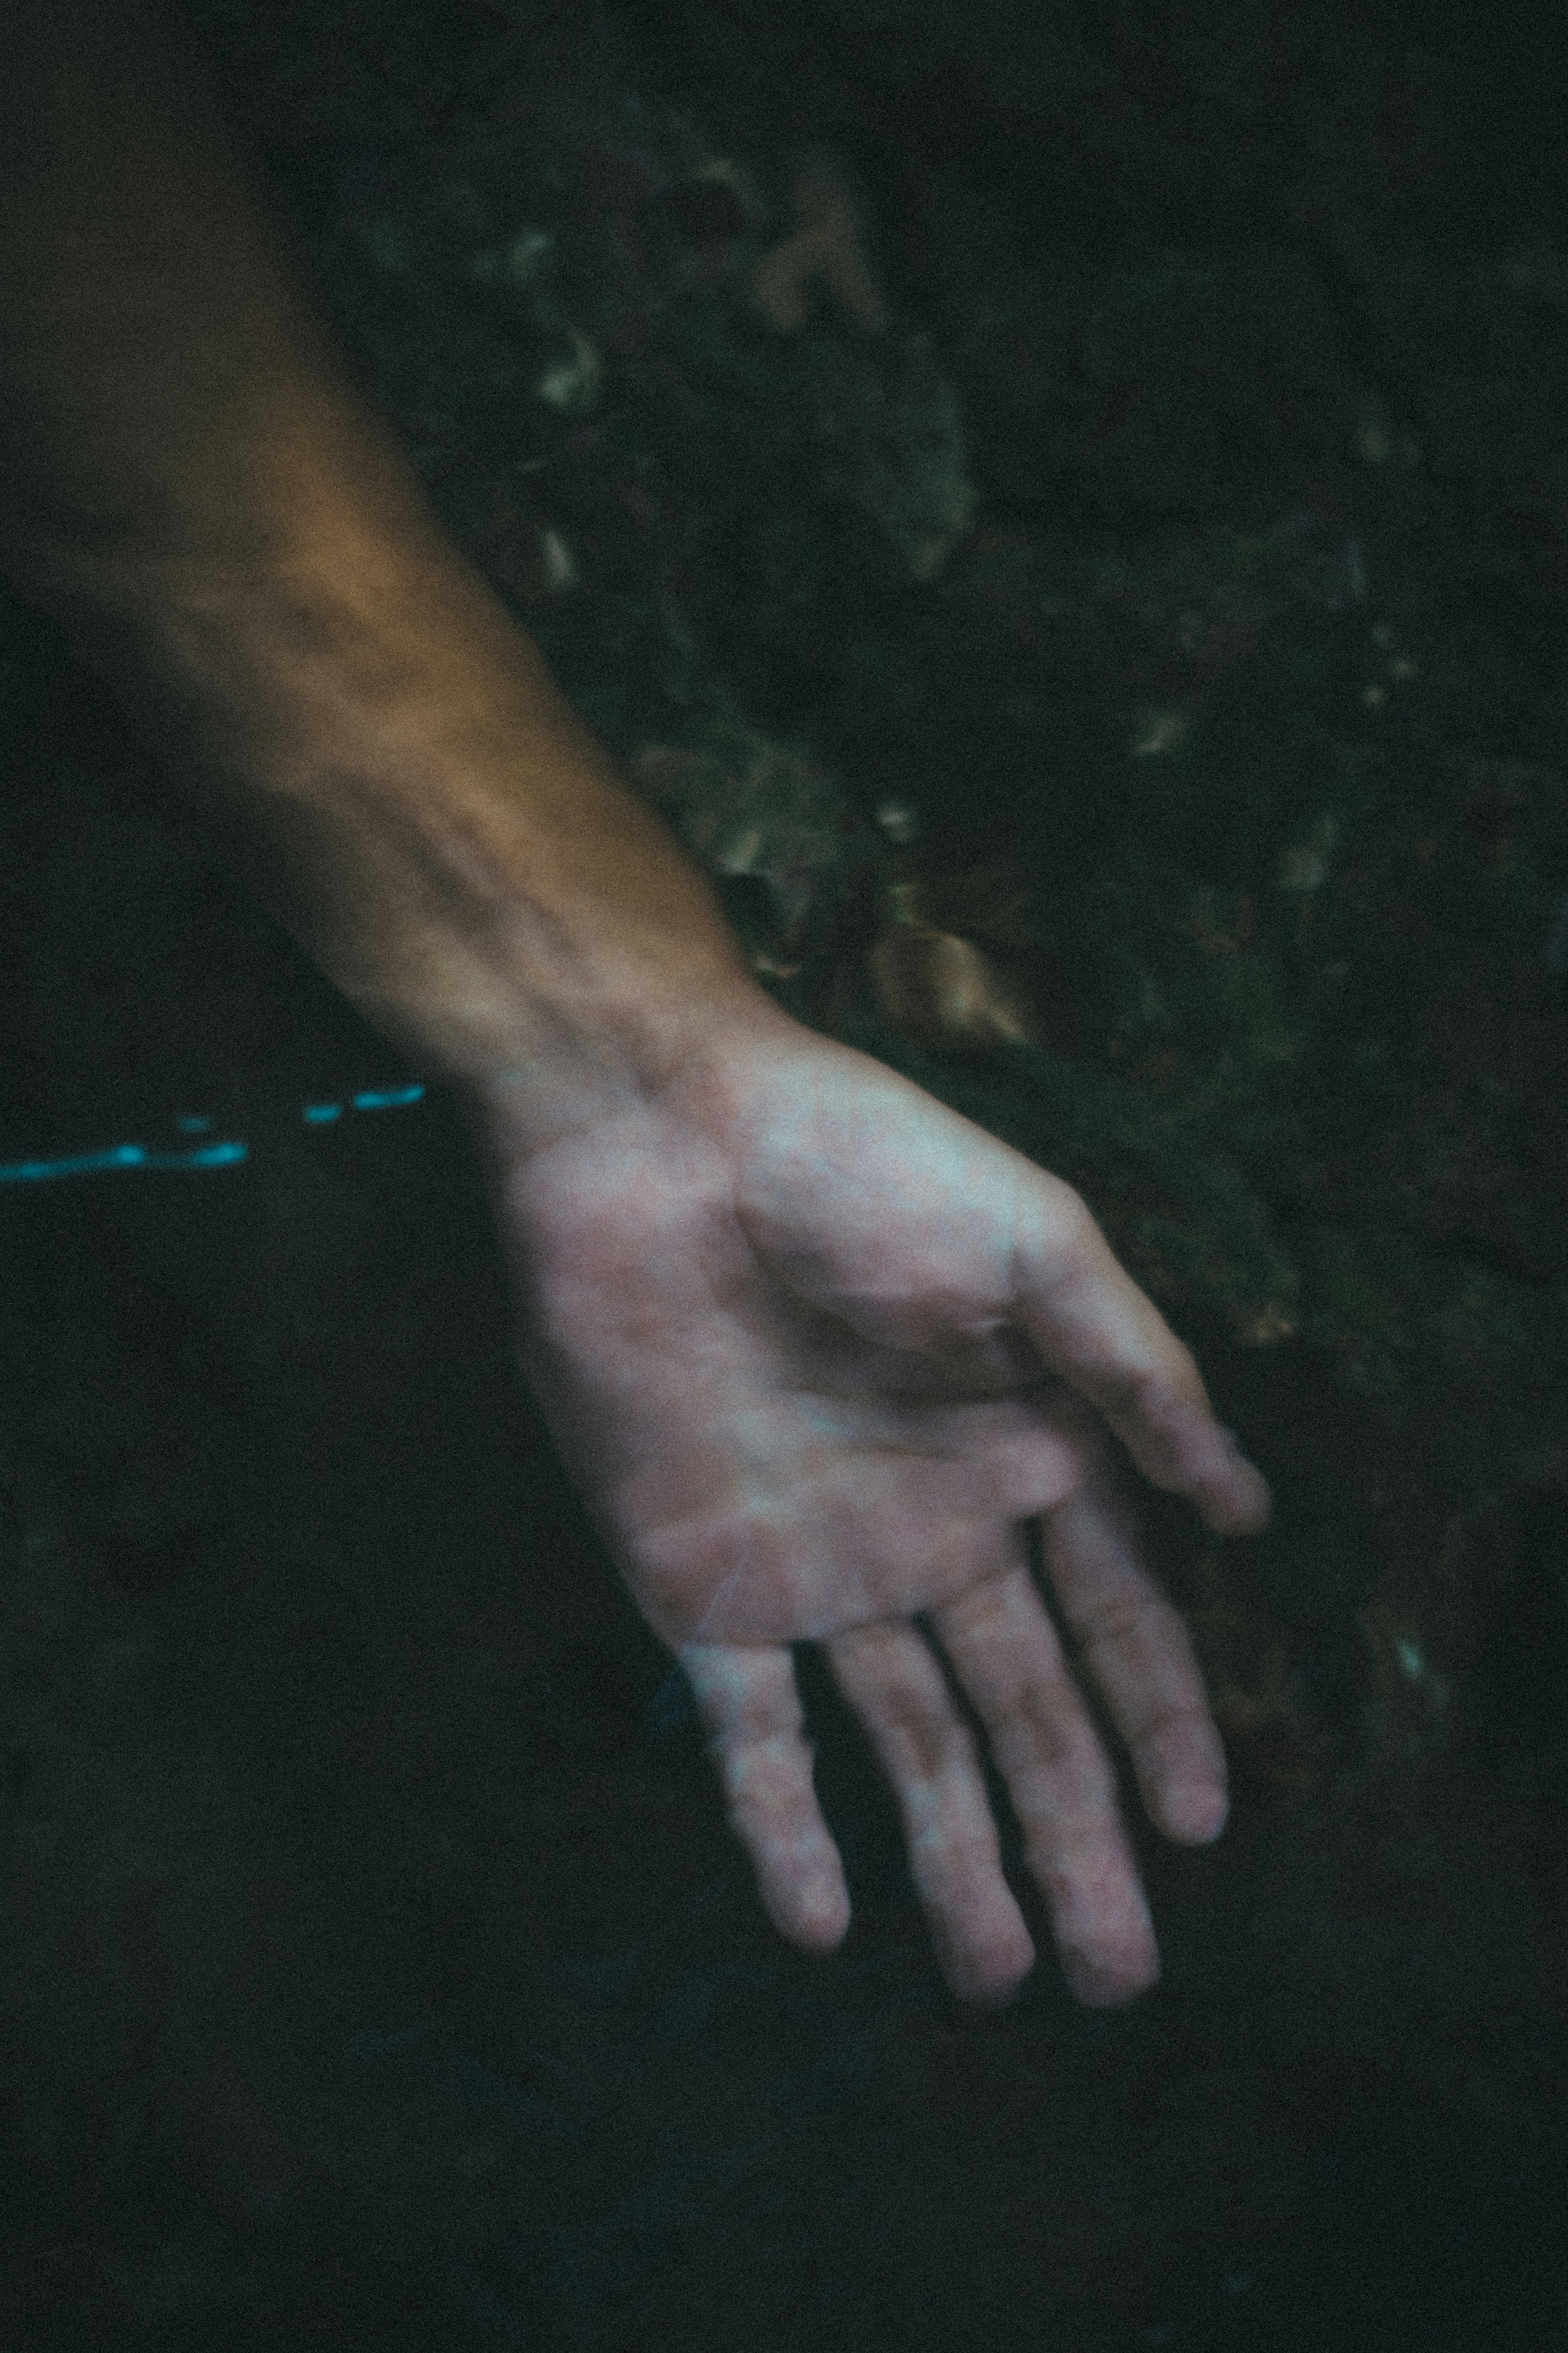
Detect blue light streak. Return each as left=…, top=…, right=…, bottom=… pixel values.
left=0, top=1083, right=425, bottom=1185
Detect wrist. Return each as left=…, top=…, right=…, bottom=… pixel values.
left=91, top=522, right=785, bottom=1127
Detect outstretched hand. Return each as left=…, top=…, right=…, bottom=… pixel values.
left=478, top=1013, right=1270, bottom=2007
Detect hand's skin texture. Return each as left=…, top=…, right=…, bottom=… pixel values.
left=477, top=1016, right=1272, bottom=2007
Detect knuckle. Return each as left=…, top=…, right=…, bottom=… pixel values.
left=1013, top=1702, right=1118, bottom=1807
left=1076, top=1589, right=1162, bottom=1655
left=878, top=1691, right=972, bottom=1783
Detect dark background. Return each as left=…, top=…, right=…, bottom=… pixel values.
left=4, top=5, right=1568, bottom=2349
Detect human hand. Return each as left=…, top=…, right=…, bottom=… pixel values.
left=477, top=1013, right=1270, bottom=2007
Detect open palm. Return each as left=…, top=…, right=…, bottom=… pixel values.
left=482, top=1017, right=1270, bottom=2006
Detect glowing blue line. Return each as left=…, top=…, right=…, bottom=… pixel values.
left=0, top=1143, right=149, bottom=1184
left=0, top=1082, right=425, bottom=1185
left=145, top=1142, right=250, bottom=1171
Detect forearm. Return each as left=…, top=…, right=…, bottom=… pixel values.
left=0, top=0, right=412, bottom=598
left=0, top=0, right=773, bottom=1128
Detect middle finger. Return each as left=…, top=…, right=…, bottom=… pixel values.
left=825, top=1613, right=1037, bottom=2003
left=928, top=1538, right=1160, bottom=2005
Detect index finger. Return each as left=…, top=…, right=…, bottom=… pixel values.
left=1008, top=1176, right=1271, bottom=1537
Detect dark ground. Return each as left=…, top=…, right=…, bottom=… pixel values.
left=4, top=2, right=1568, bottom=2346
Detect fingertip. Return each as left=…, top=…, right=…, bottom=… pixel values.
left=1161, top=1782, right=1229, bottom=1843
left=1202, top=1455, right=1272, bottom=1537
left=1062, top=1951, right=1158, bottom=2007
left=951, top=1944, right=1035, bottom=2008
left=791, top=1883, right=853, bottom=1954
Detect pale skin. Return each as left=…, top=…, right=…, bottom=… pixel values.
left=0, top=0, right=1272, bottom=2009
left=477, top=1019, right=1269, bottom=2006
